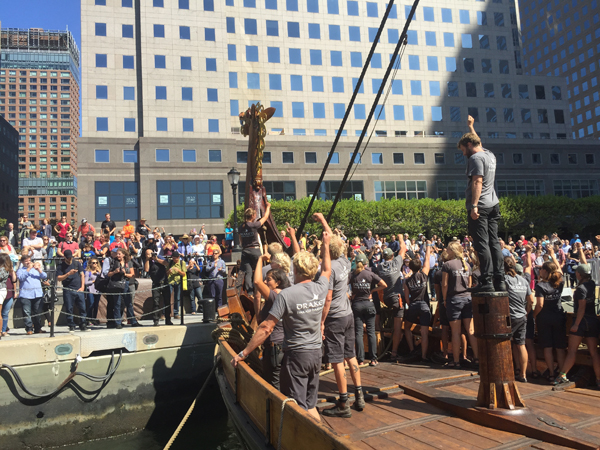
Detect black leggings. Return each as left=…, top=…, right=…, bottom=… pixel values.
left=240, top=248, right=261, bottom=295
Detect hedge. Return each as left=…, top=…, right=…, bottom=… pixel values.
left=226, top=195, right=600, bottom=242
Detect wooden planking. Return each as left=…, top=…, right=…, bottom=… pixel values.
left=321, top=408, right=391, bottom=437
left=422, top=419, right=503, bottom=449
left=438, top=417, right=525, bottom=445
left=524, top=398, right=590, bottom=424
left=530, top=393, right=600, bottom=417
left=367, top=395, right=449, bottom=421
left=362, top=433, right=438, bottom=450
left=396, top=424, right=482, bottom=450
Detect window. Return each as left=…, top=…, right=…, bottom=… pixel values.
left=443, top=33, right=454, bottom=47
left=246, top=46, right=259, bottom=62
left=423, top=6, right=434, bottom=21
left=123, top=55, right=134, bottom=69
left=518, top=85, right=529, bottom=99
left=479, top=35, right=490, bottom=49
left=441, top=8, right=452, bottom=23
left=313, top=103, right=325, bottom=118
left=205, top=149, right=221, bottom=162
left=182, top=150, right=196, bottom=162
left=372, top=153, right=383, bottom=165
left=408, top=55, right=420, bottom=70
left=269, top=74, right=282, bottom=90
left=96, top=54, right=107, bottom=68
left=95, top=182, right=138, bottom=222
left=96, top=0, right=106, bottom=4
left=468, top=107, right=479, bottom=122
left=502, top=83, right=512, bottom=98
left=266, top=0, right=277, bottom=9
left=95, top=149, right=109, bottom=163
left=267, top=47, right=280, bottom=63
left=552, top=86, right=562, bottom=100
left=350, top=52, right=362, bottom=67
left=347, top=0, right=358, bottom=15
left=154, top=24, right=165, bottom=38
left=494, top=12, right=504, bottom=26
left=123, top=150, right=137, bottom=163
left=349, top=26, right=361, bottom=42
left=305, top=152, right=317, bottom=164
left=532, top=154, right=542, bottom=165
left=156, top=86, right=167, bottom=100
left=484, top=83, right=494, bottom=98
left=243, top=0, right=255, bottom=6
left=155, top=55, right=166, bottom=69
left=123, top=86, right=135, bottom=100
left=367, top=2, right=378, bottom=17
left=554, top=110, right=565, bottom=124
left=434, top=153, right=445, bottom=164
left=157, top=180, right=223, bottom=220
left=156, top=117, right=168, bottom=131
left=180, top=26, right=191, bottom=40
left=237, top=152, right=248, bottom=164
left=466, top=83, right=477, bottom=97
left=332, top=77, right=344, bottom=93
left=96, top=85, right=108, bottom=99
left=245, top=18, right=257, bottom=35
left=486, top=108, right=497, bottom=123
left=248, top=73, right=260, bottom=89
left=585, top=154, right=595, bottom=165
left=407, top=30, right=418, bottom=45
left=205, top=28, right=216, bottom=41
left=282, top=152, right=294, bottom=163
left=229, top=72, right=238, bottom=88
left=289, top=48, right=302, bottom=64
left=288, top=22, right=300, bottom=38
left=155, top=149, right=170, bottom=162
left=226, top=17, right=236, bottom=33
left=504, top=108, right=514, bottom=123
left=497, top=180, right=545, bottom=197
left=550, top=154, right=560, bottom=165
left=413, top=153, right=425, bottom=165
left=413, top=106, right=424, bottom=121
left=535, top=85, right=546, bottom=100
left=554, top=180, right=599, bottom=198
left=375, top=180, right=426, bottom=200
left=393, top=153, right=404, bottom=164
left=266, top=20, right=279, bottom=36
left=568, top=154, right=577, bottom=165
left=208, top=119, right=219, bottom=133
left=96, top=117, right=108, bottom=131
left=179, top=0, right=189, bottom=8
left=512, top=153, right=523, bottom=165
left=461, top=34, right=472, bottom=48
left=460, top=10, right=470, bottom=24
left=446, top=57, right=457, bottom=72
left=310, top=50, right=322, bottom=66
left=287, top=0, right=298, bottom=10
left=437, top=180, right=467, bottom=200
left=291, top=75, right=303, bottom=91
left=463, top=58, right=474, bottom=73
left=410, top=80, right=422, bottom=96
left=181, top=56, right=192, bottom=70
left=521, top=109, right=531, bottom=123
left=538, top=109, right=548, bottom=123
left=95, top=23, right=107, bottom=36
left=432, top=107, right=442, bottom=121
left=124, top=118, right=136, bottom=132
left=292, top=102, right=304, bottom=118
left=204, top=0, right=214, bottom=7
left=307, top=180, right=364, bottom=201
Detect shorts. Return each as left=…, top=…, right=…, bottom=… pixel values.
left=405, top=301, right=432, bottom=327
left=571, top=316, right=600, bottom=338
left=526, top=311, right=535, bottom=340
left=536, top=313, right=567, bottom=349
left=446, top=296, right=473, bottom=322
left=323, top=314, right=355, bottom=364
left=438, top=301, right=449, bottom=327
left=511, top=316, right=527, bottom=346
left=280, top=348, right=322, bottom=410
left=383, top=296, right=404, bottom=319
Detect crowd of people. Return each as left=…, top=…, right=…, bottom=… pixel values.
left=230, top=199, right=599, bottom=420
left=0, top=214, right=233, bottom=337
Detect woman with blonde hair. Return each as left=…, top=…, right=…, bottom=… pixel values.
left=534, top=246, right=566, bottom=382
left=84, top=258, right=102, bottom=326
left=0, top=253, right=17, bottom=337
left=271, top=252, right=294, bottom=286
left=442, top=241, right=478, bottom=368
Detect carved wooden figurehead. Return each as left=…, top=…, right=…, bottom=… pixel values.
left=238, top=103, right=287, bottom=249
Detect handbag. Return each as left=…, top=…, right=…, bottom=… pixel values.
left=107, top=277, right=127, bottom=292
left=93, top=274, right=109, bottom=292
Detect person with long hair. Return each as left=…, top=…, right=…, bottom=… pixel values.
left=521, top=244, right=539, bottom=378
left=403, top=242, right=433, bottom=361
left=350, top=253, right=387, bottom=367
left=534, top=246, right=566, bottom=382
left=554, top=243, right=600, bottom=386
left=0, top=253, right=16, bottom=337
left=503, top=256, right=534, bottom=382
left=105, top=248, right=134, bottom=329
left=254, top=255, right=290, bottom=390
left=84, top=258, right=102, bottom=326
left=442, top=241, right=478, bottom=368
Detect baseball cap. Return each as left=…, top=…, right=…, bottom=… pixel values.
left=355, top=253, right=368, bottom=265
left=148, top=234, right=155, bottom=239
left=574, top=234, right=579, bottom=238
left=574, top=264, right=591, bottom=276
left=64, top=249, right=73, bottom=258
left=515, top=264, right=524, bottom=274
left=82, top=218, right=87, bottom=223
left=382, top=248, right=394, bottom=259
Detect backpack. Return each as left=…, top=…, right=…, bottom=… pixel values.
left=93, top=258, right=113, bottom=292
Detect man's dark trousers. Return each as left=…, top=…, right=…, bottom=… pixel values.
left=467, top=204, right=504, bottom=285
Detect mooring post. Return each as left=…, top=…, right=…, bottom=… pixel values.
left=472, top=291, right=525, bottom=411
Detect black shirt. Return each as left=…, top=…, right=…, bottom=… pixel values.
left=137, top=224, right=149, bottom=237
left=350, top=269, right=381, bottom=303
left=534, top=281, right=564, bottom=317
left=574, top=280, right=596, bottom=316
left=57, top=259, right=83, bottom=289
left=239, top=220, right=261, bottom=248
left=148, top=260, right=168, bottom=286
left=101, top=220, right=116, bottom=233
left=406, top=271, right=429, bottom=305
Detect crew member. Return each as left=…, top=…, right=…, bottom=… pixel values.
left=232, top=213, right=332, bottom=422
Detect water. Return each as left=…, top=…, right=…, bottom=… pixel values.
left=70, top=382, right=243, bottom=450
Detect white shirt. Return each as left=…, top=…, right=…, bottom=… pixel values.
left=23, top=237, right=44, bottom=260
left=192, top=243, right=205, bottom=257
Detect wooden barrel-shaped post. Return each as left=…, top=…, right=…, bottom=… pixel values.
left=472, top=292, right=525, bottom=411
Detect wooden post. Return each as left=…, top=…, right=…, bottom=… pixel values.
left=472, top=292, right=525, bottom=411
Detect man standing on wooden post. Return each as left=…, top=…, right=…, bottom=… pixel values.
left=458, top=116, right=505, bottom=293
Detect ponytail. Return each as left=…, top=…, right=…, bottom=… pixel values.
left=503, top=257, right=516, bottom=278
left=541, top=261, right=562, bottom=289
left=448, top=241, right=469, bottom=272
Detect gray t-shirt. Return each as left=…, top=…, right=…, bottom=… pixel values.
left=269, top=276, right=329, bottom=351
left=504, top=274, right=530, bottom=319
left=465, top=148, right=498, bottom=210
left=327, top=257, right=352, bottom=319
left=375, top=255, right=404, bottom=301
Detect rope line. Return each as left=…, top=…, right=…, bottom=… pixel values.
left=7, top=303, right=174, bottom=322
left=277, top=398, right=298, bottom=450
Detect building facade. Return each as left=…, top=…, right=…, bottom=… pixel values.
left=519, top=0, right=600, bottom=140
left=78, top=0, right=599, bottom=235
left=0, top=115, right=19, bottom=227
left=0, top=28, right=80, bottom=226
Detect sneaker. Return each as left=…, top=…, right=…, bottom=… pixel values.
left=552, top=374, right=569, bottom=386
left=515, top=376, right=528, bottom=383
left=80, top=324, right=89, bottom=332
left=468, top=283, right=494, bottom=294
left=68, top=326, right=76, bottom=332
left=321, top=403, right=352, bottom=418
left=153, top=320, right=159, bottom=326
left=132, top=322, right=143, bottom=327
left=431, top=352, right=449, bottom=365
left=165, top=320, right=174, bottom=326
left=115, top=324, right=123, bottom=330
left=354, top=390, right=365, bottom=411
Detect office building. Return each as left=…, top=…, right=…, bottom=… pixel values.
left=78, top=0, right=598, bottom=235
left=0, top=28, right=81, bottom=225
left=0, top=115, right=19, bottom=227
left=519, top=0, right=600, bottom=139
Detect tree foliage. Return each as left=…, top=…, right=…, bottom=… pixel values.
left=226, top=196, right=600, bottom=242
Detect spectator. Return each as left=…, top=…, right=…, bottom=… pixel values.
left=101, top=213, right=117, bottom=237
left=167, top=252, right=187, bottom=319
left=54, top=216, right=72, bottom=243
left=58, top=232, right=80, bottom=259
left=109, top=233, right=127, bottom=251
left=136, top=218, right=151, bottom=242
left=388, top=234, right=400, bottom=255
left=5, top=223, right=18, bottom=249
left=0, top=254, right=16, bottom=337
left=362, top=230, right=375, bottom=250
left=187, top=257, right=203, bottom=314
left=84, top=258, right=102, bottom=325
left=19, top=215, right=35, bottom=245
left=103, top=248, right=129, bottom=329
left=40, top=219, right=53, bottom=238
left=144, top=248, right=172, bottom=326
left=22, top=229, right=44, bottom=263
left=191, top=235, right=205, bottom=261
left=122, top=219, right=135, bottom=242
left=280, top=229, right=291, bottom=247
left=225, top=222, right=234, bottom=250
left=57, top=249, right=88, bottom=332
left=17, top=255, right=48, bottom=335
left=178, top=234, right=193, bottom=258
left=118, top=249, right=141, bottom=327
left=205, top=248, right=227, bottom=307
left=77, top=219, right=95, bottom=243
left=44, top=237, right=58, bottom=270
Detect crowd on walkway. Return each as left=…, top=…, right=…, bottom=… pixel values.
left=0, top=214, right=235, bottom=337
left=230, top=201, right=600, bottom=420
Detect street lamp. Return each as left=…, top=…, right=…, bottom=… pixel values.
left=227, top=168, right=241, bottom=252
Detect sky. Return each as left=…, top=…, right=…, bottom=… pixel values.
left=0, top=0, right=81, bottom=54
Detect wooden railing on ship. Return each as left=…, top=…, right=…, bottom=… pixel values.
left=218, top=339, right=358, bottom=450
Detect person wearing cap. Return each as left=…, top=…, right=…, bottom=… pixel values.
left=167, top=252, right=187, bottom=319
left=554, top=242, right=600, bottom=387
left=191, top=235, right=205, bottom=262
left=57, top=249, right=88, bottom=332
left=136, top=218, right=151, bottom=241
left=122, top=219, right=135, bottom=242
left=178, top=235, right=193, bottom=259
left=374, top=235, right=408, bottom=362
left=16, top=254, right=48, bottom=335
left=77, top=219, right=96, bottom=243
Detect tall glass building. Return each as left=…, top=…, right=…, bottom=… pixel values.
left=77, top=0, right=598, bottom=235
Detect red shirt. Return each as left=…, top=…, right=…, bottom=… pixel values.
left=59, top=241, right=79, bottom=254
left=283, top=237, right=291, bottom=247
left=110, top=241, right=127, bottom=251
left=56, top=222, right=70, bottom=238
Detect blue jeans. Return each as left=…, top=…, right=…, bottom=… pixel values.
left=207, top=278, right=224, bottom=307
left=2, top=297, right=14, bottom=332
left=190, top=285, right=203, bottom=313
left=107, top=290, right=123, bottom=327
left=63, top=290, right=86, bottom=327
left=86, top=293, right=101, bottom=322
left=20, top=297, right=43, bottom=332
left=171, top=283, right=182, bottom=316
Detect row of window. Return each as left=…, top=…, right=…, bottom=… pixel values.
left=95, top=117, right=219, bottom=133
left=94, top=0, right=202, bottom=8
left=93, top=148, right=596, bottom=167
